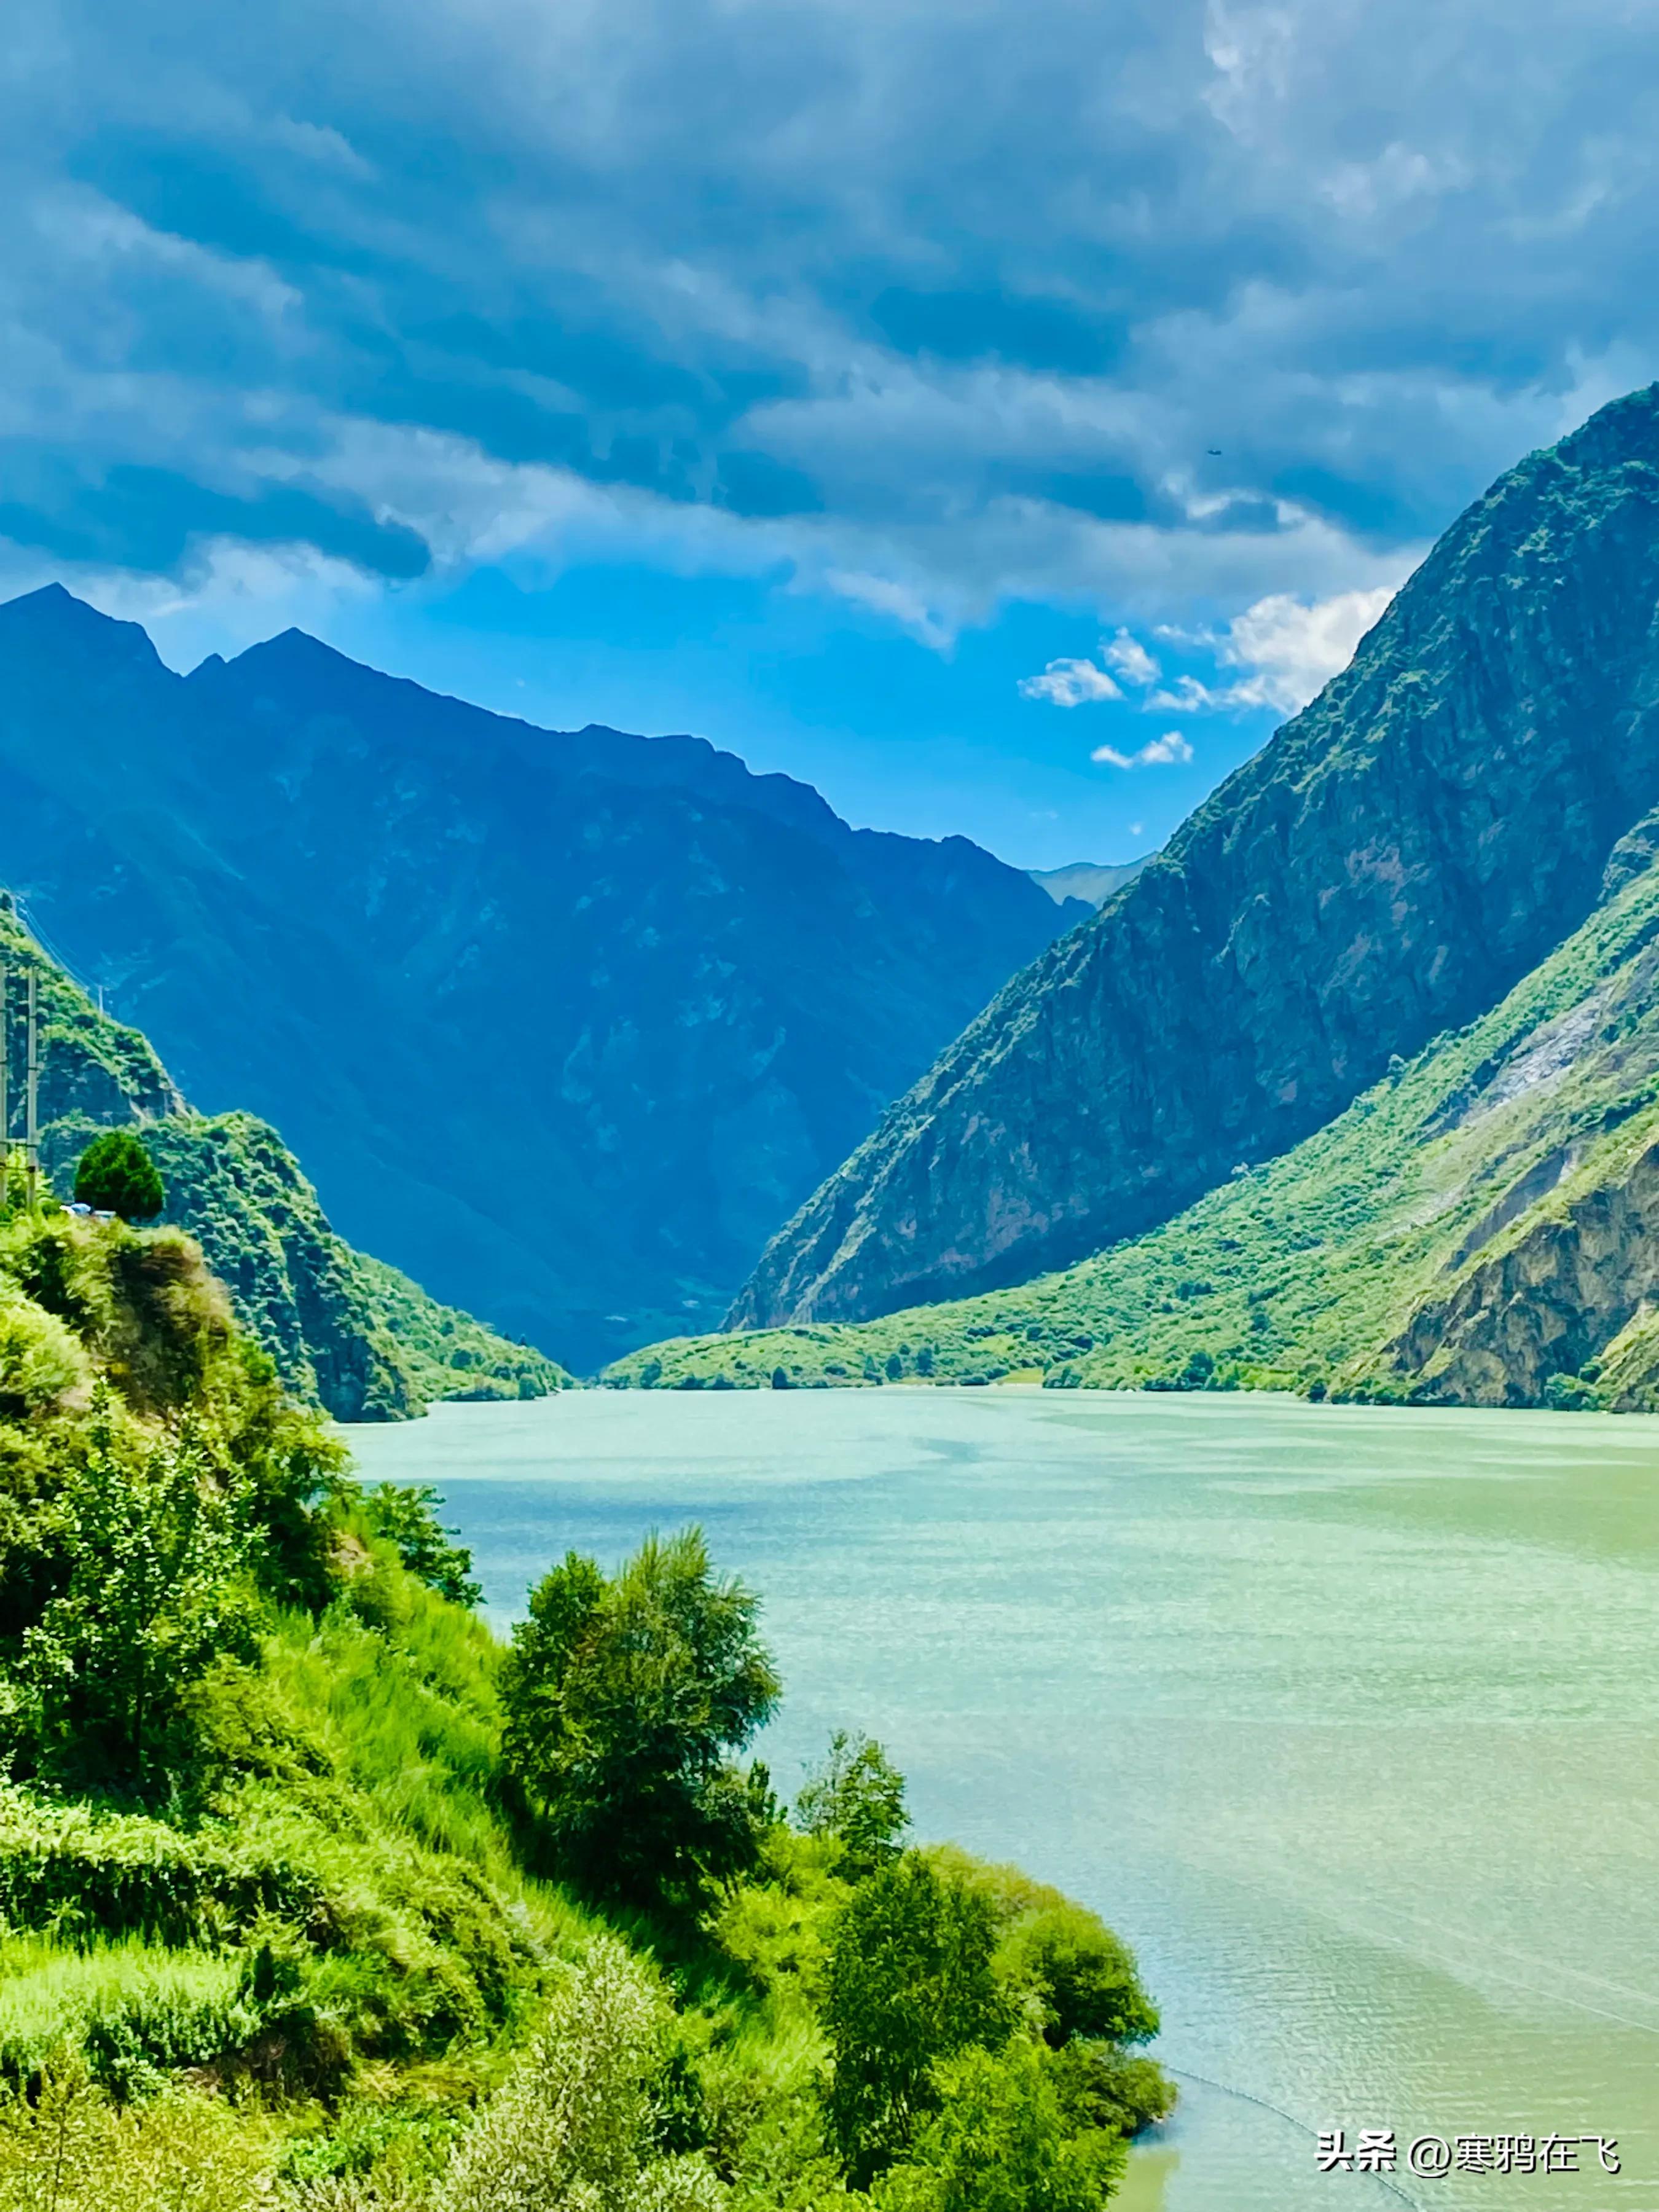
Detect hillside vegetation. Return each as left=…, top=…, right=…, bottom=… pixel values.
left=604, top=845, right=1659, bottom=1411
left=0, top=1171, right=1167, bottom=2211
left=4, top=900, right=565, bottom=1418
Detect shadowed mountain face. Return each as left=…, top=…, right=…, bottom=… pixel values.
left=731, top=382, right=1659, bottom=1330
left=0, top=590, right=1081, bottom=1370
left=0, top=899, right=563, bottom=1418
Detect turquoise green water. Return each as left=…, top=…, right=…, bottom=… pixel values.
left=344, top=1387, right=1659, bottom=2210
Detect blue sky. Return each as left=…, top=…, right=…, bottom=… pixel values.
left=4, top=0, right=1657, bottom=866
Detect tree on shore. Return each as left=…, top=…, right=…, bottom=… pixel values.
left=500, top=1526, right=780, bottom=1902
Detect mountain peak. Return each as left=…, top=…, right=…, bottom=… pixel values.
left=729, top=383, right=1659, bottom=1330
left=0, top=583, right=168, bottom=674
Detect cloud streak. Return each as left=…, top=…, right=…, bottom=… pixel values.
left=1092, top=731, right=1195, bottom=769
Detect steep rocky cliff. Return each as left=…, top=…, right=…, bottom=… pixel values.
left=604, top=845, right=1659, bottom=1408
left=3, top=901, right=563, bottom=1417
left=732, top=383, right=1659, bottom=1329
left=0, top=594, right=1081, bottom=1370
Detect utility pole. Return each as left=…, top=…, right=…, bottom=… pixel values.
left=25, top=968, right=39, bottom=1210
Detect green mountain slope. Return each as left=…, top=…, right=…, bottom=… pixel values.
left=731, top=383, right=1659, bottom=1333
left=4, top=899, right=565, bottom=1419
left=603, top=845, right=1659, bottom=1411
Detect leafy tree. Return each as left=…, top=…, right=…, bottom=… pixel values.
left=823, top=1853, right=1009, bottom=2185
left=499, top=1527, right=780, bottom=1902
left=796, top=1730, right=909, bottom=1879
left=1049, top=2039, right=1175, bottom=2139
left=994, top=1900, right=1159, bottom=2050
left=74, top=1132, right=165, bottom=1224
left=363, top=1481, right=481, bottom=1605
left=871, top=2039, right=1125, bottom=2212
left=14, top=1386, right=261, bottom=1789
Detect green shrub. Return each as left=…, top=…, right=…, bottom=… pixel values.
left=15, top=1389, right=262, bottom=1792
left=500, top=1530, right=780, bottom=1905
left=0, top=1784, right=324, bottom=1947
left=0, top=1284, right=87, bottom=1418
left=74, top=1134, right=164, bottom=1225
left=0, top=2060, right=278, bottom=2212
left=434, top=1939, right=723, bottom=2212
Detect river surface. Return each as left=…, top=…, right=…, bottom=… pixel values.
left=343, top=1387, right=1659, bottom=2212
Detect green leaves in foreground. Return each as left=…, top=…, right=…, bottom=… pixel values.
left=11, top=1386, right=260, bottom=1792
left=500, top=1527, right=780, bottom=1904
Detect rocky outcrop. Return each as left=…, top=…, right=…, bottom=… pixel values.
left=732, top=383, right=1659, bottom=1329
left=1387, top=1136, right=1659, bottom=1405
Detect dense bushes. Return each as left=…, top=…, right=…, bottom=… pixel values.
left=0, top=1190, right=1169, bottom=2210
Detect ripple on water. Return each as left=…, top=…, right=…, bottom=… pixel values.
left=344, top=1388, right=1659, bottom=2211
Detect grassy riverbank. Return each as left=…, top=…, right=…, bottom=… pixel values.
left=0, top=1179, right=1167, bottom=2210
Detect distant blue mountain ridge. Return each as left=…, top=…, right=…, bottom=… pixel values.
left=0, top=586, right=1084, bottom=1370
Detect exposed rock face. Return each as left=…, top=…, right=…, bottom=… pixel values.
left=732, top=383, right=1659, bottom=1329
left=0, top=592, right=1081, bottom=1371
left=1390, top=1142, right=1659, bottom=1407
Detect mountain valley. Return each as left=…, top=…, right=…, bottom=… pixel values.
left=0, top=592, right=1081, bottom=1373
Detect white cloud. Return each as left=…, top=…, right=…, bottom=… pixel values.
left=1091, top=730, right=1194, bottom=768
left=1147, top=582, right=1403, bottom=716
left=823, top=568, right=954, bottom=649
left=1219, top=585, right=1399, bottom=708
left=1102, top=629, right=1161, bottom=686
left=2, top=0, right=1658, bottom=662
left=1145, top=673, right=1221, bottom=713
left=1140, top=729, right=1195, bottom=763
left=1018, top=656, right=1124, bottom=707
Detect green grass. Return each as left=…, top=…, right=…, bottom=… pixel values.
left=0, top=1936, right=250, bottom=2095
left=602, top=854, right=1659, bottom=1409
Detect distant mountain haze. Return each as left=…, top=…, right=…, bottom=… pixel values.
left=731, top=383, right=1659, bottom=1330
left=1027, top=860, right=1150, bottom=908
left=0, top=587, right=1083, bottom=1370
